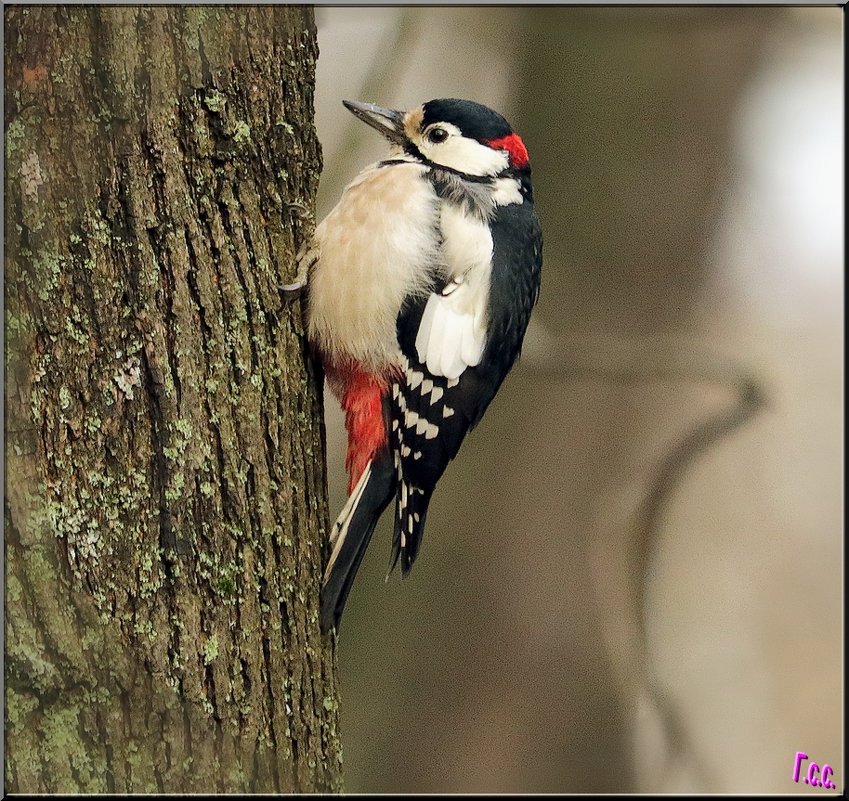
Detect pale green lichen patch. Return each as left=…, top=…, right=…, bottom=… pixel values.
left=5, top=117, right=27, bottom=159
left=4, top=687, right=39, bottom=728
left=202, top=634, right=219, bottom=664
left=232, top=120, right=251, bottom=144
left=58, top=386, right=72, bottom=411
left=203, top=89, right=226, bottom=114
left=64, top=305, right=90, bottom=345
left=83, top=212, right=112, bottom=247
left=164, top=472, right=185, bottom=503
left=29, top=246, right=63, bottom=300
left=40, top=701, right=108, bottom=791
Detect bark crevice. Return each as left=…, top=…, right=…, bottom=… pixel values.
left=5, top=6, right=341, bottom=792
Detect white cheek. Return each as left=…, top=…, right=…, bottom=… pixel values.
left=421, top=137, right=509, bottom=177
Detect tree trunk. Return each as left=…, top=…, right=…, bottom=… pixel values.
left=4, top=6, right=341, bottom=793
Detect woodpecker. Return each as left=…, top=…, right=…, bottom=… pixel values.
left=299, top=98, right=542, bottom=632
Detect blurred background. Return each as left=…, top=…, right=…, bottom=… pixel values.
left=311, top=7, right=843, bottom=793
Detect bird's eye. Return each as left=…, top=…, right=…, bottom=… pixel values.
left=427, top=127, right=448, bottom=144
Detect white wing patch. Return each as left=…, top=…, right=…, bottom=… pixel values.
left=414, top=289, right=486, bottom=379
left=414, top=204, right=493, bottom=379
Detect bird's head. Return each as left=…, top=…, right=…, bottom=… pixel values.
left=343, top=98, right=530, bottom=178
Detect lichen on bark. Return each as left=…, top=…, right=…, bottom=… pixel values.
left=4, top=6, right=341, bottom=793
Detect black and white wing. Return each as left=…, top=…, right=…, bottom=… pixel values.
left=387, top=198, right=542, bottom=575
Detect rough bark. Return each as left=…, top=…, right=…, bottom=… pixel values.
left=4, top=6, right=341, bottom=793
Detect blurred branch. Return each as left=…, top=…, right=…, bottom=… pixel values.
left=632, top=359, right=763, bottom=789
left=521, top=329, right=767, bottom=788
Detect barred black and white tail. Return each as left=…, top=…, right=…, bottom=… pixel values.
left=320, top=452, right=395, bottom=632
left=389, top=478, right=434, bottom=577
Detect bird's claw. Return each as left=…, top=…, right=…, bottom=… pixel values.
left=280, top=277, right=307, bottom=300
left=287, top=201, right=314, bottom=224
left=281, top=241, right=319, bottom=302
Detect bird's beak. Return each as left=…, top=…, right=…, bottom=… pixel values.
left=343, top=100, right=407, bottom=147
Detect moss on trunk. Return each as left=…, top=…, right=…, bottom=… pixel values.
left=4, top=6, right=341, bottom=792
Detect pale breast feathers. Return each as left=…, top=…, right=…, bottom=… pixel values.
left=308, top=163, right=522, bottom=381
left=307, top=162, right=441, bottom=370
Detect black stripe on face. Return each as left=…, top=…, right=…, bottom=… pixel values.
left=428, top=164, right=494, bottom=184
left=398, top=140, right=496, bottom=184
left=402, top=140, right=427, bottom=162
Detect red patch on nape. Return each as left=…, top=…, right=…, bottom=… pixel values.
left=338, top=366, right=389, bottom=494
left=486, top=133, right=529, bottom=169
